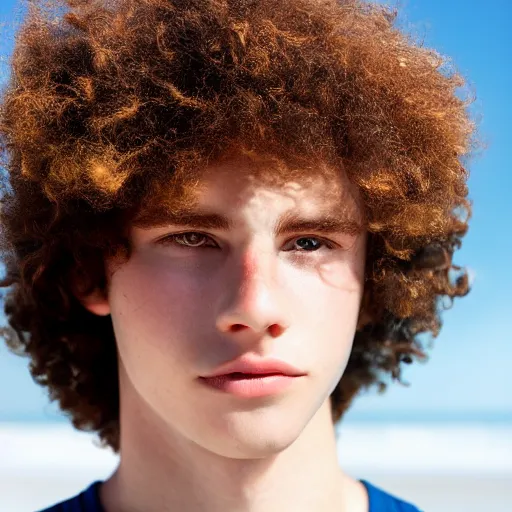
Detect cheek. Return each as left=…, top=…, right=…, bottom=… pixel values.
left=284, top=257, right=364, bottom=369
left=295, top=277, right=362, bottom=351
left=287, top=254, right=364, bottom=321
left=106, top=254, right=217, bottom=405
left=308, top=280, right=362, bottom=386
left=107, top=253, right=209, bottom=357
left=110, top=252, right=205, bottom=311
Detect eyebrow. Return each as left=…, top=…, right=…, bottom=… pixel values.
left=138, top=210, right=363, bottom=236
left=146, top=212, right=234, bottom=231
left=274, top=211, right=363, bottom=237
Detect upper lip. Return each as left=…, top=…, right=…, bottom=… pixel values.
left=201, top=356, right=306, bottom=378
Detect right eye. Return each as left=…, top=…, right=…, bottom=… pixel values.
left=157, top=232, right=219, bottom=249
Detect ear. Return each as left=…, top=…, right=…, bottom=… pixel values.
left=69, top=267, right=111, bottom=317
left=79, top=288, right=111, bottom=317
left=356, top=287, right=374, bottom=331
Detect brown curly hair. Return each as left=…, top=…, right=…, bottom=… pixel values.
left=0, top=0, right=475, bottom=452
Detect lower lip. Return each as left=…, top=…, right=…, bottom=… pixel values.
left=199, top=373, right=301, bottom=398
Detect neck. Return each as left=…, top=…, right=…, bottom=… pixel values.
left=100, top=377, right=365, bottom=512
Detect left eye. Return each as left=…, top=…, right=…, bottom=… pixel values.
left=284, top=237, right=333, bottom=252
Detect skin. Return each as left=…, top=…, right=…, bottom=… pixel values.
left=82, top=156, right=369, bottom=512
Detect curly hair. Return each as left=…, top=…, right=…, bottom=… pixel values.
left=0, top=0, right=475, bottom=452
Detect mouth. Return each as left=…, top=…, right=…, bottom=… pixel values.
left=224, top=372, right=284, bottom=379
left=199, top=372, right=303, bottom=398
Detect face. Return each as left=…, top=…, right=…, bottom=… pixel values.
left=90, top=157, right=366, bottom=459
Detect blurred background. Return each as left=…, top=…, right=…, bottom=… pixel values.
left=1, top=1, right=511, bottom=511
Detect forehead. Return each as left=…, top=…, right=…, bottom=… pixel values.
left=199, top=159, right=359, bottom=215
left=134, top=153, right=363, bottom=225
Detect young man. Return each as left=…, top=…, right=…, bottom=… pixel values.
left=0, top=0, right=475, bottom=510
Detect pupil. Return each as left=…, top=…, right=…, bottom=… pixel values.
left=185, top=233, right=203, bottom=245
left=296, top=238, right=318, bottom=251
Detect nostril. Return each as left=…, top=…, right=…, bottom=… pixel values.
left=230, top=324, right=247, bottom=333
left=227, top=323, right=285, bottom=336
left=268, top=323, right=285, bottom=338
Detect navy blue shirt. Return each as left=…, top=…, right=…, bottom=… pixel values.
left=38, top=479, right=423, bottom=511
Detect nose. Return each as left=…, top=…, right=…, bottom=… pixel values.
left=215, top=247, right=289, bottom=341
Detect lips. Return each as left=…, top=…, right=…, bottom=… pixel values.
left=198, top=356, right=306, bottom=398
left=221, top=372, right=283, bottom=379
left=199, top=372, right=302, bottom=398
left=201, top=356, right=306, bottom=379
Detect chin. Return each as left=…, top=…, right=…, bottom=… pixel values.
left=203, top=408, right=309, bottom=459
left=217, top=432, right=299, bottom=460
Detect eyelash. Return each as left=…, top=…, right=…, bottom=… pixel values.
left=156, top=232, right=337, bottom=252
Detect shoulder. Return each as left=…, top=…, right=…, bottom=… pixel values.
left=37, top=481, right=104, bottom=512
left=361, top=480, right=424, bottom=512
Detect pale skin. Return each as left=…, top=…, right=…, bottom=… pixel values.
left=81, top=156, right=370, bottom=512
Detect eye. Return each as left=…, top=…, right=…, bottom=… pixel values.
left=157, top=232, right=218, bottom=248
left=283, top=236, right=335, bottom=252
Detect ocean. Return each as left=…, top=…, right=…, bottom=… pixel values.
left=1, top=419, right=511, bottom=512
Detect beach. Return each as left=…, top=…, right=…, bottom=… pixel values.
left=1, top=422, right=511, bottom=511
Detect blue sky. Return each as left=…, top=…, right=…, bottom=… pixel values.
left=0, top=0, right=510, bottom=423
